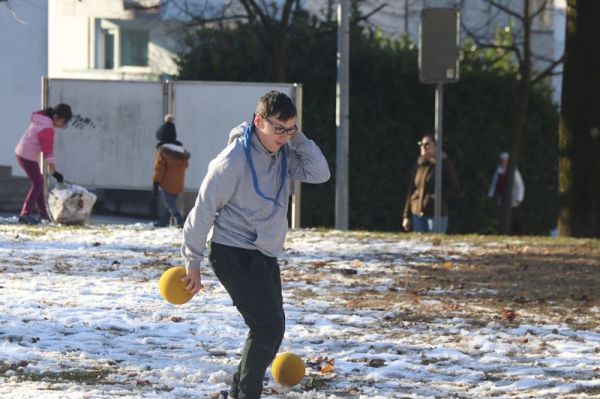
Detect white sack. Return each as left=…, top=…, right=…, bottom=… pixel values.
left=49, top=184, right=97, bottom=225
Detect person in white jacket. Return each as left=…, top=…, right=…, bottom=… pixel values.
left=489, top=152, right=525, bottom=234
left=488, top=152, right=525, bottom=207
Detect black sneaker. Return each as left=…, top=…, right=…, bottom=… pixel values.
left=18, top=215, right=40, bottom=225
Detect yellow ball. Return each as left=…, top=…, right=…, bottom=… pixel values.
left=159, top=267, right=193, bottom=305
left=271, top=352, right=305, bottom=387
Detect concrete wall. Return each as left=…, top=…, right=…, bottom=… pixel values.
left=0, top=1, right=48, bottom=177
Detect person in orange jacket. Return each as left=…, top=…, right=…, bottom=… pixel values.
left=151, top=114, right=190, bottom=227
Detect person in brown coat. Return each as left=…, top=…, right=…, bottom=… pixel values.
left=402, top=134, right=460, bottom=233
left=152, top=114, right=190, bottom=227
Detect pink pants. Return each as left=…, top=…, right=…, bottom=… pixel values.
left=16, top=155, right=48, bottom=218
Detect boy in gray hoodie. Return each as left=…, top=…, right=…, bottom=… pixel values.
left=180, top=91, right=330, bottom=398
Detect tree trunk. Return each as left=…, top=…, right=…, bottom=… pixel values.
left=558, top=0, right=600, bottom=237
left=273, top=37, right=288, bottom=82
left=500, top=78, right=529, bottom=235
left=500, top=0, right=532, bottom=235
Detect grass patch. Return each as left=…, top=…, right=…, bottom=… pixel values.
left=1, top=361, right=111, bottom=384
left=15, top=368, right=110, bottom=384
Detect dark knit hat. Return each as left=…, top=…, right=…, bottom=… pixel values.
left=156, top=114, right=182, bottom=147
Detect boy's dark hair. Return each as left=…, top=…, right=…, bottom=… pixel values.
left=43, top=103, right=73, bottom=124
left=256, top=91, right=296, bottom=121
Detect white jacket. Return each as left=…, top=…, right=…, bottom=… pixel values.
left=488, top=166, right=525, bottom=207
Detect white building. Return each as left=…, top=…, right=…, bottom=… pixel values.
left=0, top=0, right=186, bottom=182
left=0, top=1, right=47, bottom=180
left=48, top=0, right=184, bottom=80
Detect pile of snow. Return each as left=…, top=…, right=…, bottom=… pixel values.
left=48, top=184, right=97, bottom=225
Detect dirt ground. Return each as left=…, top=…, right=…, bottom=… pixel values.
left=285, top=232, right=600, bottom=332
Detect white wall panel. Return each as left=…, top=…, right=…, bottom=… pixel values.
left=49, top=79, right=296, bottom=191
left=50, top=79, right=163, bottom=189
left=174, top=81, right=295, bottom=190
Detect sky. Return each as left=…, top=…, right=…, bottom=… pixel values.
left=1, top=218, right=599, bottom=398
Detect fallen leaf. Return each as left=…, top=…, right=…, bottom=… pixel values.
left=320, top=364, right=335, bottom=374
left=312, top=261, right=328, bottom=268
left=502, top=309, right=518, bottom=322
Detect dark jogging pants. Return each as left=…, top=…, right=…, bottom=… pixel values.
left=208, top=242, right=285, bottom=399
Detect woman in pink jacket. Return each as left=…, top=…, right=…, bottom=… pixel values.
left=14, top=104, right=72, bottom=224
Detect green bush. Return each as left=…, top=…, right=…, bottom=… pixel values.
left=177, top=14, right=558, bottom=235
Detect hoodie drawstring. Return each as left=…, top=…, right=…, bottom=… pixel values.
left=242, top=122, right=287, bottom=207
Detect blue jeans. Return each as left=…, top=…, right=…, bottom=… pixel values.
left=156, top=190, right=184, bottom=227
left=411, top=215, right=448, bottom=233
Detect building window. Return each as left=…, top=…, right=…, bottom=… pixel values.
left=95, top=19, right=149, bottom=70
left=100, top=29, right=115, bottom=69
left=121, top=30, right=149, bottom=67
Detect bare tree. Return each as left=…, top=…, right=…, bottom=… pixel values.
left=461, top=0, right=563, bottom=234
left=1, top=0, right=31, bottom=24
left=558, top=0, right=600, bottom=237
left=143, top=0, right=388, bottom=82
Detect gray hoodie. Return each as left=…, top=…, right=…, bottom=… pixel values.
left=182, top=122, right=330, bottom=270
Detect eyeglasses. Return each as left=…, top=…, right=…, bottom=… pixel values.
left=418, top=141, right=433, bottom=149
left=265, top=117, right=299, bottom=136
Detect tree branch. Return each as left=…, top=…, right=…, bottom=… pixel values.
left=462, top=21, right=522, bottom=62
left=531, top=53, right=564, bottom=84
left=530, top=0, right=549, bottom=20
left=279, top=0, right=295, bottom=31
left=353, top=3, right=387, bottom=24
left=488, top=0, right=524, bottom=21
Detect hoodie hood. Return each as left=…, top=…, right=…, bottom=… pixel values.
left=228, top=122, right=248, bottom=145
left=158, top=143, right=191, bottom=160
left=31, top=111, right=53, bottom=127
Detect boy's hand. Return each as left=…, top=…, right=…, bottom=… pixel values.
left=181, top=269, right=202, bottom=294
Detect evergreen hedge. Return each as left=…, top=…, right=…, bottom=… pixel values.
left=178, top=16, right=558, bottom=235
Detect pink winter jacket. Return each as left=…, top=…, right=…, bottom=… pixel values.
left=15, top=111, right=56, bottom=163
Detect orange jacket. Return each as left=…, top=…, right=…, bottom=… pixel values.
left=152, top=144, right=190, bottom=194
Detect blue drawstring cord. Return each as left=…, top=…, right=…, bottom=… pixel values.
left=242, top=122, right=287, bottom=207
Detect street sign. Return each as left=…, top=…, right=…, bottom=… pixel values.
left=419, top=8, right=460, bottom=83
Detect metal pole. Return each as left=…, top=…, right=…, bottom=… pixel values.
left=41, top=76, right=49, bottom=201
left=335, top=0, right=350, bottom=230
left=434, top=82, right=444, bottom=233
left=291, top=84, right=303, bottom=229
left=163, top=79, right=174, bottom=116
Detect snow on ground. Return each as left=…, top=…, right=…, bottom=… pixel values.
left=0, top=219, right=599, bottom=398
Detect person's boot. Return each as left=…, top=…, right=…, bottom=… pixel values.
left=175, top=213, right=185, bottom=228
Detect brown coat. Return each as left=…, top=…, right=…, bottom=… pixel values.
left=402, top=154, right=460, bottom=219
left=152, top=144, right=190, bottom=194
